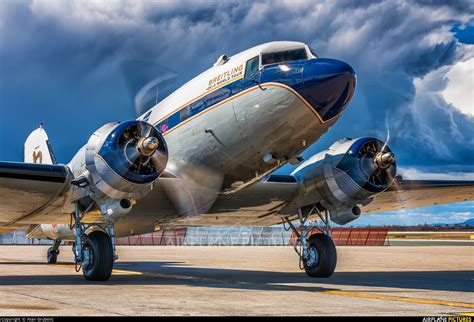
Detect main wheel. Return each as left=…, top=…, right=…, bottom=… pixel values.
left=47, top=247, right=58, bottom=264
left=82, top=230, right=114, bottom=281
left=303, top=233, right=337, bottom=278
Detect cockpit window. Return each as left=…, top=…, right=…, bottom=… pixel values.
left=308, top=46, right=318, bottom=58
left=245, top=56, right=259, bottom=78
left=261, top=48, right=308, bottom=66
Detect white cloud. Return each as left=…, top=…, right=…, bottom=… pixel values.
left=355, top=209, right=473, bottom=226
left=398, top=167, right=474, bottom=180
left=442, top=57, right=474, bottom=117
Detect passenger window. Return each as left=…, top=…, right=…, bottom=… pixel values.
left=245, top=56, right=259, bottom=78
left=262, top=48, right=308, bottom=66
left=179, top=106, right=191, bottom=121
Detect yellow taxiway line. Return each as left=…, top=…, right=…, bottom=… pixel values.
left=0, top=258, right=142, bottom=276
left=53, top=263, right=142, bottom=276
left=453, top=312, right=474, bottom=316
left=320, top=290, right=474, bottom=309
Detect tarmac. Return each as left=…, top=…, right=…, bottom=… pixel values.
left=0, top=245, right=473, bottom=316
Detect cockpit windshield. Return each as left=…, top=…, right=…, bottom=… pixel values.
left=308, top=46, right=318, bottom=58
left=261, top=48, right=308, bottom=66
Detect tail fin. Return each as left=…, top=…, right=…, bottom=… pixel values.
left=24, top=124, right=57, bottom=164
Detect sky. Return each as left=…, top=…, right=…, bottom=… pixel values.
left=0, top=0, right=473, bottom=226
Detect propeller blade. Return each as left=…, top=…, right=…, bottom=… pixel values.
left=120, top=59, right=178, bottom=117
left=161, top=163, right=224, bottom=218
left=385, top=170, right=412, bottom=213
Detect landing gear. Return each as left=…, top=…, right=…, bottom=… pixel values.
left=82, top=230, right=114, bottom=281
left=303, top=233, right=337, bottom=277
left=72, top=202, right=116, bottom=281
left=47, top=239, right=61, bottom=264
left=284, top=204, right=337, bottom=278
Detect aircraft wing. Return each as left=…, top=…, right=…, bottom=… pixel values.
left=360, top=179, right=474, bottom=214
left=0, top=161, right=72, bottom=232
left=164, top=176, right=474, bottom=227
left=1, top=160, right=472, bottom=231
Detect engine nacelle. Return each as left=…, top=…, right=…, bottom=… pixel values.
left=69, top=120, right=168, bottom=203
left=291, top=137, right=396, bottom=225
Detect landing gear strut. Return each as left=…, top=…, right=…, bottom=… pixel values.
left=284, top=205, right=337, bottom=278
left=72, top=202, right=116, bottom=281
left=47, top=239, right=61, bottom=264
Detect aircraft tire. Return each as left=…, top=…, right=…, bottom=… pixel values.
left=47, top=247, right=58, bottom=264
left=304, top=233, right=337, bottom=278
left=82, top=230, right=113, bottom=281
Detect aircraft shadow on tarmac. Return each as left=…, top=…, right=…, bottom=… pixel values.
left=0, top=260, right=472, bottom=293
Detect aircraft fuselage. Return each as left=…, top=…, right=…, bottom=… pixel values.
left=141, top=41, right=356, bottom=214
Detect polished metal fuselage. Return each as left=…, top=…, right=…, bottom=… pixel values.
left=107, top=82, right=341, bottom=236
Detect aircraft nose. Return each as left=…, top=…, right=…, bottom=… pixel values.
left=302, top=58, right=356, bottom=121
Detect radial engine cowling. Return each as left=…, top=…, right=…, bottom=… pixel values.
left=292, top=137, right=396, bottom=225
left=73, top=120, right=168, bottom=201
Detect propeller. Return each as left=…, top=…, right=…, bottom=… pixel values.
left=119, top=59, right=225, bottom=220
left=378, top=123, right=413, bottom=213
left=357, top=139, right=397, bottom=191
left=110, top=121, right=167, bottom=178
left=120, top=59, right=178, bottom=116
left=161, top=163, right=224, bottom=219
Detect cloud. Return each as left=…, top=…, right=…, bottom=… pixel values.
left=386, top=57, right=474, bottom=163
left=441, top=57, right=474, bottom=116
left=354, top=207, right=474, bottom=226
left=398, top=167, right=474, bottom=180
left=0, top=0, right=473, bottom=176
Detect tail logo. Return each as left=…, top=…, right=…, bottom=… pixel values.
left=32, top=150, right=43, bottom=164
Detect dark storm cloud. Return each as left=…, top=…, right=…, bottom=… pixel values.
left=0, top=0, right=473, bottom=175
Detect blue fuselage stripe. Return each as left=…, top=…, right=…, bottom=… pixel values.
left=155, top=76, right=261, bottom=134
left=154, top=58, right=355, bottom=134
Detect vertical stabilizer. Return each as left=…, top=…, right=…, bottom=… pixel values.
left=24, top=124, right=57, bottom=164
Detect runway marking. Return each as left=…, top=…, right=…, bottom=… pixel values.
left=320, top=290, right=474, bottom=309
left=0, top=257, right=35, bottom=263
left=0, top=258, right=142, bottom=275
left=452, top=312, right=474, bottom=316
left=54, top=264, right=143, bottom=275
left=111, top=268, right=142, bottom=275
left=0, top=304, right=57, bottom=311
left=1, top=257, right=473, bottom=309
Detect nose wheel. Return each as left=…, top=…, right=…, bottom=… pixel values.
left=284, top=204, right=337, bottom=278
